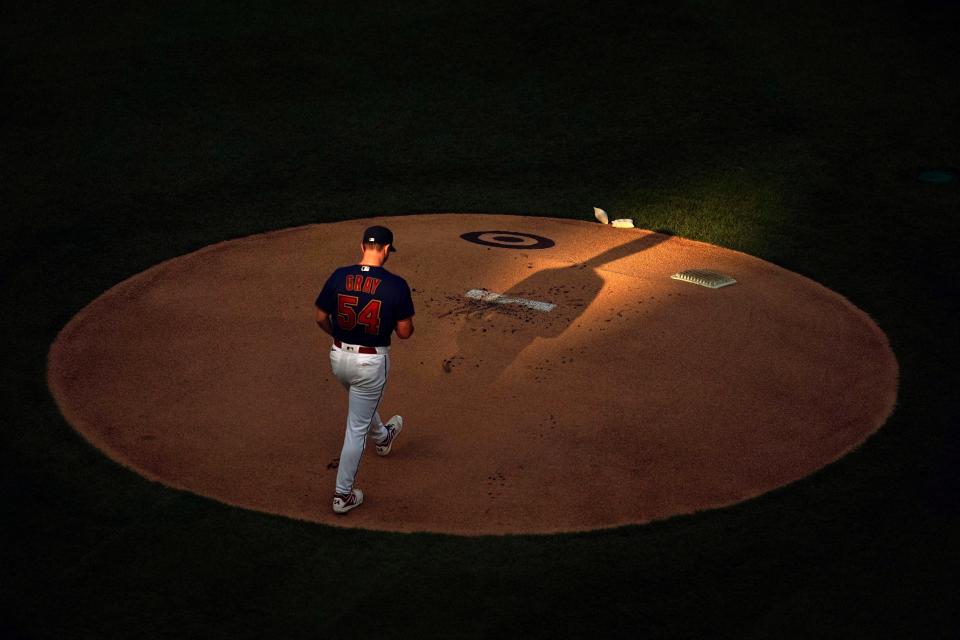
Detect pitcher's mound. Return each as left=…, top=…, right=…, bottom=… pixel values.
left=48, top=214, right=898, bottom=535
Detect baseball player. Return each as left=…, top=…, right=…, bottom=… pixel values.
left=314, top=225, right=415, bottom=514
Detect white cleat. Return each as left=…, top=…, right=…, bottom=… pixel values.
left=376, top=415, right=403, bottom=456
left=332, top=487, right=364, bottom=514
left=594, top=207, right=609, bottom=224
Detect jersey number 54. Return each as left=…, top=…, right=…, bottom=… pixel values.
left=337, top=294, right=382, bottom=335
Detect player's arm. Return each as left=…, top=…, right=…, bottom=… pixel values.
left=315, top=306, right=334, bottom=336
left=394, top=280, right=416, bottom=339
left=395, top=316, right=414, bottom=339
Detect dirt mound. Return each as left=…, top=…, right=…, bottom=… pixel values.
left=48, top=214, right=898, bottom=535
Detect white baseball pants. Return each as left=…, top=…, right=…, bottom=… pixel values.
left=330, top=344, right=391, bottom=496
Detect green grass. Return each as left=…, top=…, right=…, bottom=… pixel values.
left=3, top=1, right=959, bottom=637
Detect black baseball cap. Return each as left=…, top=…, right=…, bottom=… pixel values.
left=362, top=225, right=397, bottom=251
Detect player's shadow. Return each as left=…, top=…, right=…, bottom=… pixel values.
left=448, top=232, right=671, bottom=394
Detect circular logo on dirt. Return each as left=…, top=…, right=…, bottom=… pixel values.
left=460, top=231, right=555, bottom=250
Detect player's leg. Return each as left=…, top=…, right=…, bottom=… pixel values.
left=369, top=412, right=386, bottom=438
left=366, top=354, right=391, bottom=443
left=334, top=353, right=388, bottom=495
left=330, top=347, right=364, bottom=496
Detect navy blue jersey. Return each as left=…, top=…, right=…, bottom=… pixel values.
left=315, top=265, right=415, bottom=347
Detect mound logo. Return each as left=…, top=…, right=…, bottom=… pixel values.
left=460, top=231, right=555, bottom=250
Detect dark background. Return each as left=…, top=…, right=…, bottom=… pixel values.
left=2, top=1, right=958, bottom=637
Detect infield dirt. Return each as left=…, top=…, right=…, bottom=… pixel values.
left=47, top=214, right=898, bottom=535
